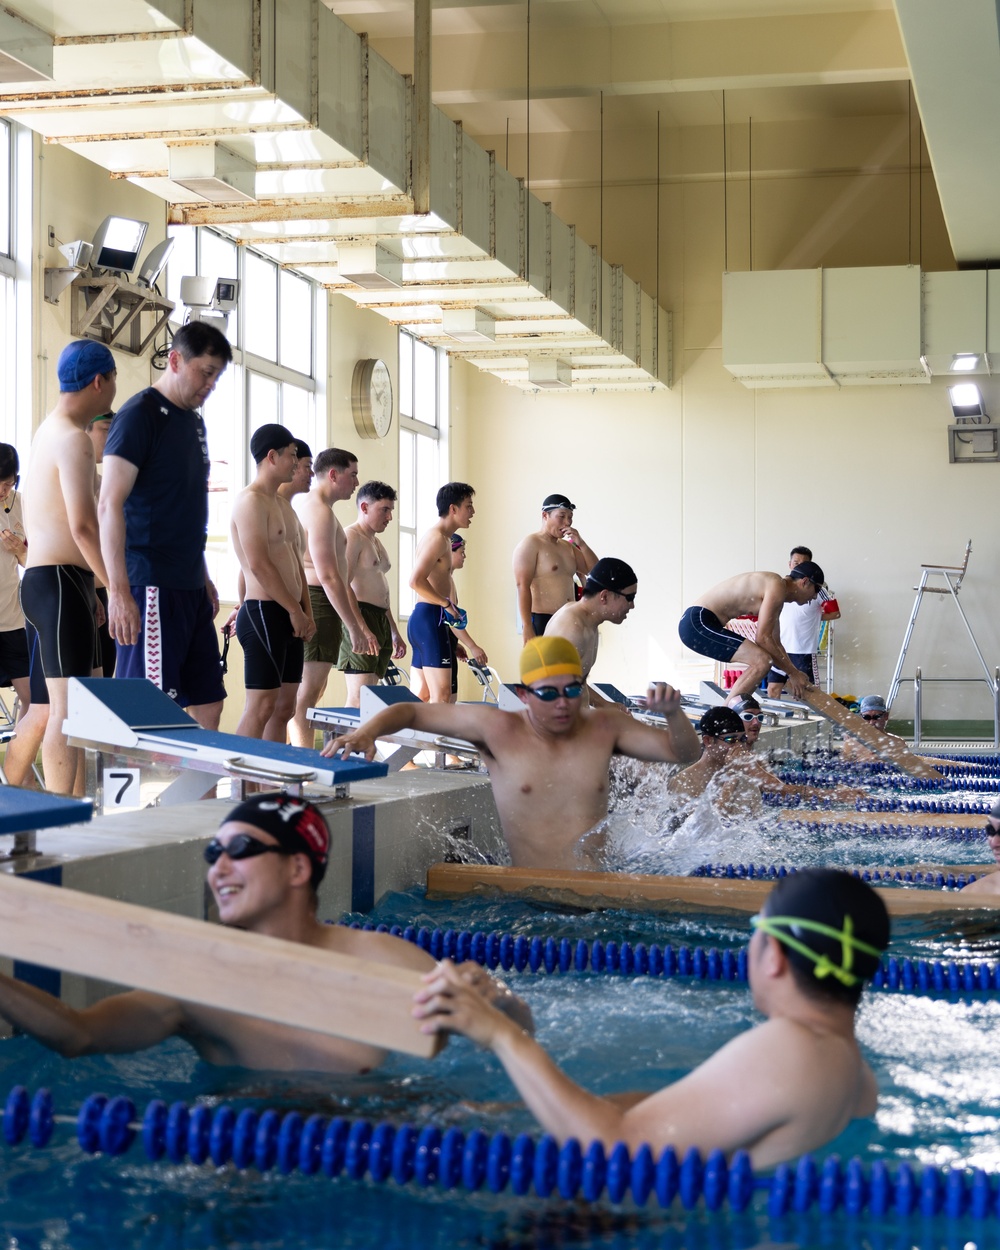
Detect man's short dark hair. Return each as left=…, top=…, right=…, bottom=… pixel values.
left=436, top=482, right=474, bottom=517
left=314, top=448, right=358, bottom=476
left=357, top=480, right=398, bottom=506
left=0, top=443, right=18, bottom=481
left=791, top=545, right=812, bottom=561
left=171, top=321, right=233, bottom=365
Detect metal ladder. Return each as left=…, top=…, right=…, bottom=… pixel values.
left=886, top=541, right=1000, bottom=745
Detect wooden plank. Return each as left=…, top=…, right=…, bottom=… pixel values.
left=801, top=688, right=944, bottom=780
left=426, top=863, right=1000, bottom=918
left=775, top=808, right=981, bottom=829
left=0, top=875, right=442, bottom=1059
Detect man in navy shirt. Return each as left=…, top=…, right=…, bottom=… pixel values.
left=99, top=323, right=233, bottom=728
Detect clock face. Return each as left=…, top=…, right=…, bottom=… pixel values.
left=352, top=358, right=394, bottom=439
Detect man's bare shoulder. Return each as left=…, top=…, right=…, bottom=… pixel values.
left=961, top=869, right=1000, bottom=896
left=295, top=491, right=330, bottom=526
left=325, top=924, right=435, bottom=973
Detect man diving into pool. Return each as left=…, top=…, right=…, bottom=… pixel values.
left=678, top=563, right=828, bottom=706
left=414, top=868, right=890, bottom=1169
left=0, top=794, right=530, bottom=1073
left=323, top=636, right=703, bottom=870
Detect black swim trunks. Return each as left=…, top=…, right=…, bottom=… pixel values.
left=19, top=564, right=98, bottom=680
left=236, top=599, right=305, bottom=690
left=678, top=606, right=745, bottom=665
left=530, top=612, right=553, bottom=636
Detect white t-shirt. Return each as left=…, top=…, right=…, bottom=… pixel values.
left=778, top=597, right=826, bottom=655
left=0, top=491, right=25, bottom=633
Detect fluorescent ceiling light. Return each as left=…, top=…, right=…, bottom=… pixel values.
left=951, top=354, right=979, bottom=372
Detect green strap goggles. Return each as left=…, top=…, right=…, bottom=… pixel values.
left=750, top=912, right=882, bottom=988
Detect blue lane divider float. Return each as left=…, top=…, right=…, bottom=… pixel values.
left=342, top=924, right=1000, bottom=997
left=690, top=863, right=980, bottom=890
left=764, top=794, right=995, bottom=814
left=5, top=1084, right=1000, bottom=1217
left=780, top=818, right=985, bottom=843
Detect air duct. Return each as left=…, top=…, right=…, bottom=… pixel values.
left=441, top=309, right=497, bottom=342
left=528, top=359, right=572, bottom=389
left=337, top=244, right=403, bottom=291
left=169, top=144, right=257, bottom=204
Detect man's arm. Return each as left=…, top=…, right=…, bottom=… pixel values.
left=386, top=606, right=407, bottom=659
left=512, top=536, right=538, bottom=639
left=756, top=582, right=810, bottom=695
left=0, top=973, right=184, bottom=1058
left=61, top=433, right=108, bottom=586
left=231, top=493, right=310, bottom=636
left=562, top=529, right=598, bottom=579
left=610, top=684, right=702, bottom=764
left=414, top=963, right=802, bottom=1158
left=322, top=699, right=502, bottom=759
left=98, top=454, right=141, bottom=645
left=409, top=530, right=451, bottom=609
left=308, top=513, right=376, bottom=654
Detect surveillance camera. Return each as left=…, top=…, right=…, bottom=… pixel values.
left=179, top=275, right=217, bottom=308
left=212, top=278, right=239, bottom=313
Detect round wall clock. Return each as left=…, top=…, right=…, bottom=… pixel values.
left=351, top=358, right=393, bottom=439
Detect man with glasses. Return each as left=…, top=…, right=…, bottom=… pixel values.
left=544, top=557, right=637, bottom=707
left=678, top=563, right=829, bottom=708
left=667, top=706, right=762, bottom=817
left=323, top=636, right=701, bottom=869
left=0, top=793, right=529, bottom=1071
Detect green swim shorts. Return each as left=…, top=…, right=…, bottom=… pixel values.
left=303, top=585, right=343, bottom=665
left=337, top=601, right=392, bottom=676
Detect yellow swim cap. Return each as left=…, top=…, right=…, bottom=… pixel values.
left=519, top=636, right=583, bottom=686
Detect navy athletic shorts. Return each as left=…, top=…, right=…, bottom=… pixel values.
left=678, top=606, right=745, bottom=664
left=767, top=653, right=816, bottom=686
left=115, top=585, right=226, bottom=708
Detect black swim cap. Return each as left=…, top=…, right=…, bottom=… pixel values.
left=758, top=869, right=889, bottom=1002
left=586, top=557, right=638, bottom=594
left=789, top=560, right=826, bottom=587
left=222, top=793, right=330, bottom=888
left=698, top=706, right=743, bottom=737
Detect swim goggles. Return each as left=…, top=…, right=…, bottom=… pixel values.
left=750, top=912, right=882, bottom=987
left=861, top=712, right=887, bottom=722
left=521, top=682, right=585, bottom=702
left=204, top=834, right=288, bottom=866
left=736, top=711, right=763, bottom=724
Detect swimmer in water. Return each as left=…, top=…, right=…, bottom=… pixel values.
left=734, top=696, right=865, bottom=805
left=0, top=795, right=530, bottom=1073
left=678, top=563, right=828, bottom=706
left=323, top=637, right=703, bottom=870
left=960, top=797, right=1000, bottom=897
left=414, top=868, right=890, bottom=1169
left=667, top=706, right=763, bottom=819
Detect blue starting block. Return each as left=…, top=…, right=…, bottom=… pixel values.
left=64, top=678, right=386, bottom=811
left=0, top=788, right=92, bottom=857
left=308, top=684, right=481, bottom=771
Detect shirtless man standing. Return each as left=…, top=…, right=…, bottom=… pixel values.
left=290, top=449, right=377, bottom=747
left=0, top=794, right=531, bottom=1072
left=545, top=557, right=636, bottom=703
left=325, top=636, right=702, bottom=869
left=230, top=425, right=316, bottom=739
left=337, top=481, right=406, bottom=708
left=678, top=561, right=828, bottom=705
left=513, top=493, right=598, bottom=640
left=407, top=482, right=476, bottom=703
left=414, top=868, right=890, bottom=1169
left=20, top=340, right=115, bottom=794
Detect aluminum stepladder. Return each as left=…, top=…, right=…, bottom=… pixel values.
left=885, top=541, right=1000, bottom=746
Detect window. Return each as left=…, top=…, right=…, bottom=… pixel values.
left=0, top=120, right=21, bottom=449
left=165, top=226, right=323, bottom=600
left=397, top=330, right=449, bottom=615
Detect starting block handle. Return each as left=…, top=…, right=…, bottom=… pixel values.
left=224, top=759, right=317, bottom=785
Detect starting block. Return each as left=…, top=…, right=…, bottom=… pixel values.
left=308, top=685, right=481, bottom=772
left=65, top=678, right=386, bottom=812
left=0, top=788, right=92, bottom=857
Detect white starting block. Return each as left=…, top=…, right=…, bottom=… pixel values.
left=699, top=680, right=809, bottom=719
left=308, top=685, right=481, bottom=772
left=64, top=678, right=386, bottom=813
left=0, top=788, right=92, bottom=858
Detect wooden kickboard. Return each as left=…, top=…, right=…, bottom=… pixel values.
left=426, top=863, right=1000, bottom=918
left=0, top=874, right=442, bottom=1059
left=775, top=807, right=983, bottom=830
left=801, top=688, right=944, bottom=780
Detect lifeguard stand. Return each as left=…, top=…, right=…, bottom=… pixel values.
left=885, top=541, right=1000, bottom=746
